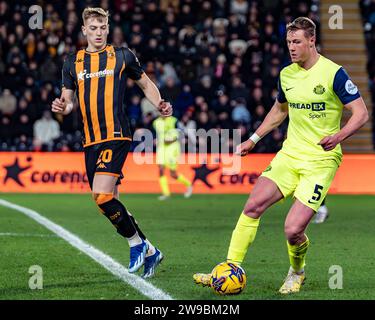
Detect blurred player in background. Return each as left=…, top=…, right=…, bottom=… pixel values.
left=153, top=115, right=193, bottom=200
left=194, top=17, right=368, bottom=294
left=313, top=198, right=329, bottom=223
left=51, top=7, right=171, bottom=278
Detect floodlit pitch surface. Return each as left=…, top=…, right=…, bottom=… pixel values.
left=1, top=194, right=374, bottom=300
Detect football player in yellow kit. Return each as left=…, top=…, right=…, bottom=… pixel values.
left=193, top=17, right=368, bottom=294
left=313, top=198, right=329, bottom=223
left=153, top=115, right=193, bottom=200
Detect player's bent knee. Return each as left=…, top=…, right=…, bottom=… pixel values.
left=93, top=192, right=114, bottom=206
left=284, top=225, right=304, bottom=244
left=243, top=199, right=265, bottom=218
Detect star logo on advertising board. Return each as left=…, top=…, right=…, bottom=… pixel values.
left=3, top=157, right=32, bottom=187
left=191, top=163, right=220, bottom=189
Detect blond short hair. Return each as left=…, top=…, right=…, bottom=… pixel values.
left=286, top=17, right=316, bottom=38
left=82, top=7, right=109, bottom=24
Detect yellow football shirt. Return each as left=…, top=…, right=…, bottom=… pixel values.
left=153, top=116, right=179, bottom=148
left=277, top=55, right=360, bottom=165
left=153, top=116, right=181, bottom=169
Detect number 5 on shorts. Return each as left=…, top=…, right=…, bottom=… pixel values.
left=311, top=184, right=323, bottom=201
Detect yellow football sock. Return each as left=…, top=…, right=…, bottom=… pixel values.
left=159, top=176, right=170, bottom=196
left=287, top=235, right=310, bottom=273
left=177, top=174, right=191, bottom=187
left=227, top=212, right=260, bottom=264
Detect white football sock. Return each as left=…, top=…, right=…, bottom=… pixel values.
left=127, top=232, right=143, bottom=247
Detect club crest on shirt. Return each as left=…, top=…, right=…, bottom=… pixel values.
left=313, top=84, right=325, bottom=95
left=108, top=50, right=115, bottom=58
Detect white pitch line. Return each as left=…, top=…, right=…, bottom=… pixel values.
left=0, top=199, right=173, bottom=300
left=0, top=232, right=57, bottom=238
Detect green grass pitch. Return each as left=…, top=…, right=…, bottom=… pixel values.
left=0, top=193, right=374, bottom=300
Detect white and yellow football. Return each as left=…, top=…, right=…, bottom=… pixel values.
left=209, top=262, right=247, bottom=295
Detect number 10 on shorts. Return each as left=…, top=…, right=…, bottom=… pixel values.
left=97, top=149, right=113, bottom=164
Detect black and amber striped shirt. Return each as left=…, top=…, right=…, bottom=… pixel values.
left=62, top=45, right=144, bottom=147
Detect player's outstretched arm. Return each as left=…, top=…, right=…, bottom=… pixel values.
left=135, top=74, right=172, bottom=117
left=51, top=89, right=75, bottom=115
left=236, top=99, right=288, bottom=156
left=318, top=97, right=369, bottom=151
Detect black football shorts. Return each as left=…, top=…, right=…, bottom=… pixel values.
left=84, top=139, right=131, bottom=190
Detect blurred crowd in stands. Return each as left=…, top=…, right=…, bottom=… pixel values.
left=360, top=0, right=375, bottom=146
left=0, top=0, right=324, bottom=152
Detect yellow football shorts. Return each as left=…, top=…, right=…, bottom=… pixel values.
left=261, top=151, right=339, bottom=212
left=156, top=144, right=180, bottom=171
